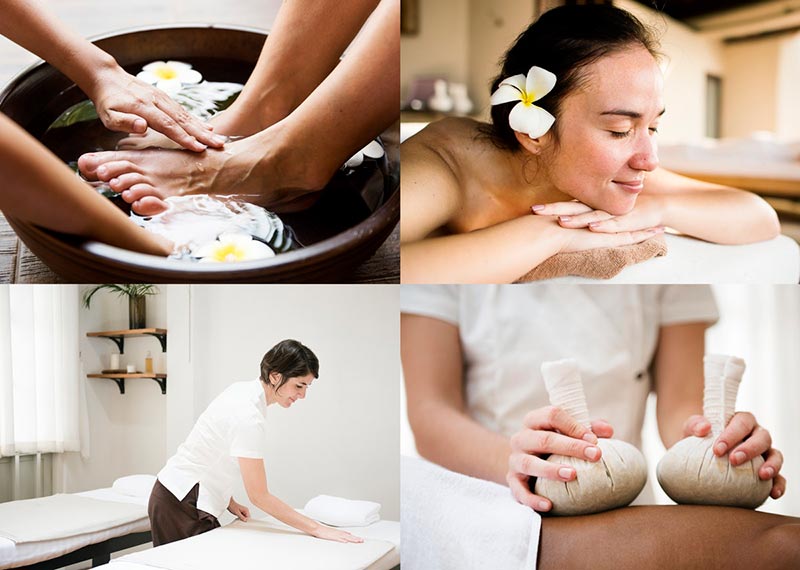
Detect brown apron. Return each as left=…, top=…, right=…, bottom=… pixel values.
left=148, top=479, right=221, bottom=546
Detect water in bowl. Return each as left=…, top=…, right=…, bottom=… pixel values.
left=38, top=57, right=392, bottom=258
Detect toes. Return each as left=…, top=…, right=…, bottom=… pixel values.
left=122, top=183, right=162, bottom=204
left=96, top=160, right=142, bottom=182
left=132, top=195, right=168, bottom=216
left=109, top=173, right=147, bottom=192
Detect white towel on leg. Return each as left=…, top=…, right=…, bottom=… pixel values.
left=401, top=455, right=541, bottom=570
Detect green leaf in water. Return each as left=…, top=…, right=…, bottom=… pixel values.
left=48, top=99, right=98, bottom=130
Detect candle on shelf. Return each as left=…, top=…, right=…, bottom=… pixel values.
left=126, top=363, right=136, bottom=373
left=110, top=353, right=120, bottom=370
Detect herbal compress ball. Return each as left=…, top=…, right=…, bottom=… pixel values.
left=534, top=359, right=647, bottom=516
left=657, top=355, right=771, bottom=509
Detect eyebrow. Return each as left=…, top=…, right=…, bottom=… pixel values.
left=600, top=108, right=666, bottom=119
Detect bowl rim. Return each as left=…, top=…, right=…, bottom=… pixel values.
left=1, top=23, right=399, bottom=278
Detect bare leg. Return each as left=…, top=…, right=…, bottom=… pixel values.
left=215, top=0, right=380, bottom=135
left=0, top=113, right=170, bottom=256
left=539, top=505, right=800, bottom=570
left=77, top=0, right=400, bottom=215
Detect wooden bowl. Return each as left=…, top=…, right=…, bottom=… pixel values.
left=0, top=25, right=399, bottom=283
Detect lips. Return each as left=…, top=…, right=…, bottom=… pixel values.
left=613, top=179, right=644, bottom=194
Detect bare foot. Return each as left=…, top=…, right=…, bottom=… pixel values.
left=78, top=124, right=333, bottom=216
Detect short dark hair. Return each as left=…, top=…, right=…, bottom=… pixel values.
left=485, top=4, right=661, bottom=150
left=259, top=339, right=319, bottom=392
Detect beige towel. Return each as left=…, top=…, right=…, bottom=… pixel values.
left=517, top=235, right=667, bottom=282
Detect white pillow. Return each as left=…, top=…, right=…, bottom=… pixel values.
left=112, top=474, right=157, bottom=498
left=304, top=495, right=381, bottom=527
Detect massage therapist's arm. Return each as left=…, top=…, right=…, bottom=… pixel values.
left=400, top=138, right=659, bottom=283
left=237, top=457, right=363, bottom=543
left=402, top=314, right=511, bottom=483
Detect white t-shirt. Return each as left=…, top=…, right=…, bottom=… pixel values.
left=400, top=285, right=719, bottom=448
left=158, top=380, right=267, bottom=519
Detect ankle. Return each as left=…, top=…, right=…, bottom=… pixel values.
left=256, top=122, right=338, bottom=192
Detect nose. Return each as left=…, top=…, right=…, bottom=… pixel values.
left=299, top=387, right=307, bottom=399
left=629, top=131, right=659, bottom=172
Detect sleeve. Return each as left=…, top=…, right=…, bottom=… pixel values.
left=400, top=285, right=461, bottom=326
left=229, top=414, right=265, bottom=459
left=659, top=285, right=719, bottom=327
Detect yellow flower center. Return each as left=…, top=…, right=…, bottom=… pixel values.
left=210, top=243, right=245, bottom=262
left=521, top=91, right=537, bottom=106
left=153, top=65, right=178, bottom=80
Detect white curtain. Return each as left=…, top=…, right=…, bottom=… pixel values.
left=0, top=285, right=83, bottom=457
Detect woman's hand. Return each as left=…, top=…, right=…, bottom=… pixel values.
left=682, top=413, right=786, bottom=499
left=227, top=498, right=251, bottom=522
left=507, top=406, right=614, bottom=512
left=533, top=195, right=666, bottom=235
left=311, top=525, right=365, bottom=543
left=86, top=66, right=226, bottom=152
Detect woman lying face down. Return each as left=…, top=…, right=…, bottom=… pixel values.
left=400, top=5, right=780, bottom=284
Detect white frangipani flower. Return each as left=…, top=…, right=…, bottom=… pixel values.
left=490, top=66, right=556, bottom=138
left=344, top=140, right=385, bottom=168
left=137, top=61, right=203, bottom=95
left=195, top=232, right=275, bottom=263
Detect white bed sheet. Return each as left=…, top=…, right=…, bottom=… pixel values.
left=100, top=516, right=400, bottom=570
left=554, top=233, right=799, bottom=284
left=0, top=488, right=150, bottom=570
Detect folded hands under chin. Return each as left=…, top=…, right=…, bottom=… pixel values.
left=532, top=196, right=666, bottom=254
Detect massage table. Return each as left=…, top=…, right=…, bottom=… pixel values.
left=0, top=485, right=152, bottom=570
left=98, top=513, right=401, bottom=570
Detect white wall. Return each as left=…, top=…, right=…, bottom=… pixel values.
left=618, top=0, right=724, bottom=144
left=166, top=285, right=401, bottom=521
left=400, top=0, right=470, bottom=102
left=56, top=287, right=167, bottom=493
left=720, top=37, right=780, bottom=138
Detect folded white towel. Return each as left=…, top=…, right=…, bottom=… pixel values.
left=401, top=455, right=541, bottom=570
left=112, top=474, right=157, bottom=498
left=304, top=495, right=381, bottom=527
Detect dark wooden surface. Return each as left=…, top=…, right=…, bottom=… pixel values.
left=0, top=212, right=398, bottom=283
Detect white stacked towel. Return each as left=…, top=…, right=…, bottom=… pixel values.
left=401, top=455, right=541, bottom=570
left=304, top=495, right=381, bottom=527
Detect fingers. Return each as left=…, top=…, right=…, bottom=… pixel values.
left=102, top=110, right=148, bottom=135
left=523, top=406, right=598, bottom=444
left=557, top=210, right=614, bottom=228
left=507, top=472, right=552, bottom=512
left=759, top=447, right=784, bottom=481
left=605, top=226, right=664, bottom=247
left=135, top=106, right=209, bottom=153
left=728, top=425, right=772, bottom=465
left=343, top=533, right=364, bottom=543
left=509, top=452, right=577, bottom=483
left=590, top=419, right=614, bottom=439
left=682, top=415, right=712, bottom=438
left=511, top=428, right=601, bottom=462
left=714, top=412, right=758, bottom=457
left=152, top=96, right=226, bottom=150
left=531, top=201, right=594, bottom=216
left=770, top=474, right=786, bottom=500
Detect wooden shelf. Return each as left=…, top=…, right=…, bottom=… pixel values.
left=87, top=373, right=167, bottom=395
left=86, top=328, right=167, bottom=353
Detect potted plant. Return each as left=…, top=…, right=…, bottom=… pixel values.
left=82, top=284, right=158, bottom=329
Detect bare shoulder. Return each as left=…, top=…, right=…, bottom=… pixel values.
left=401, top=118, right=491, bottom=241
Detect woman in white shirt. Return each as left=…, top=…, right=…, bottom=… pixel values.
left=402, top=285, right=797, bottom=567
left=148, top=339, right=362, bottom=546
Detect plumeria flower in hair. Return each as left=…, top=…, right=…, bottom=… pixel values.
left=490, top=66, right=556, bottom=138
